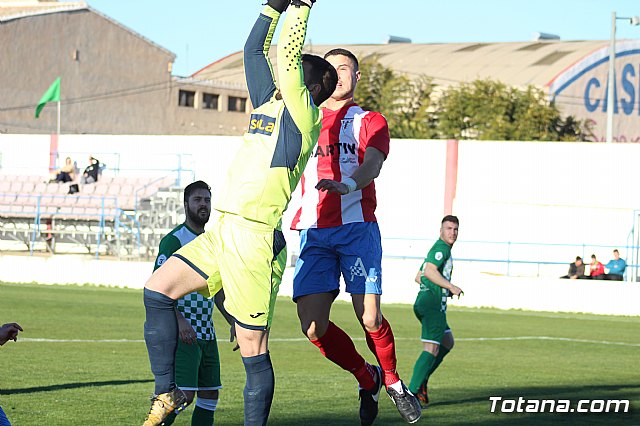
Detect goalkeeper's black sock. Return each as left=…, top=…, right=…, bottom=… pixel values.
left=242, top=352, right=274, bottom=426
left=143, top=287, right=178, bottom=395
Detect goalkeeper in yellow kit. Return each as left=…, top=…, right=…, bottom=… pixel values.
left=141, top=1, right=337, bottom=425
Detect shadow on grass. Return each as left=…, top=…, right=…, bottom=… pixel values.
left=0, top=379, right=153, bottom=395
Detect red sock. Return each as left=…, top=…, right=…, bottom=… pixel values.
left=366, top=317, right=400, bottom=387
left=365, top=331, right=379, bottom=364
left=310, top=321, right=376, bottom=390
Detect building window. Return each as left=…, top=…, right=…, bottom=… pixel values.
left=179, top=90, right=195, bottom=107
left=203, top=93, right=219, bottom=110
left=228, top=96, right=247, bottom=112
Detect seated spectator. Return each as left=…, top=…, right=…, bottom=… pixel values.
left=604, top=249, right=626, bottom=281
left=589, top=254, right=605, bottom=279
left=560, top=256, right=585, bottom=279
left=81, top=156, right=100, bottom=184
left=50, top=156, right=76, bottom=183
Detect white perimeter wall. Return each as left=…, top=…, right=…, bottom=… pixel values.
left=0, top=255, right=637, bottom=316
left=2, top=135, right=638, bottom=246
left=1, top=135, right=639, bottom=316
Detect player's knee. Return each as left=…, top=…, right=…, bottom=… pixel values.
left=302, top=320, right=327, bottom=340
left=423, top=342, right=440, bottom=356
left=144, top=274, right=156, bottom=290
left=442, top=332, right=455, bottom=350
left=182, top=390, right=196, bottom=405
left=145, top=269, right=172, bottom=295
left=197, top=389, right=219, bottom=401
left=361, top=312, right=381, bottom=332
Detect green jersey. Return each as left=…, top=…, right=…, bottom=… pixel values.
left=213, top=5, right=321, bottom=229
left=154, top=223, right=215, bottom=340
left=417, top=238, right=453, bottom=312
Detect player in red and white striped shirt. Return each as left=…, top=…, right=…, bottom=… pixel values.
left=289, top=96, right=389, bottom=229
left=291, top=49, right=421, bottom=425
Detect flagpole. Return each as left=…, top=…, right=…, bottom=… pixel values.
left=57, top=100, right=60, bottom=138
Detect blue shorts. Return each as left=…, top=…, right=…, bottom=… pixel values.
left=293, top=222, right=383, bottom=301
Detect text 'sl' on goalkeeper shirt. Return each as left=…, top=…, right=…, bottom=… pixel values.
left=213, top=4, right=321, bottom=230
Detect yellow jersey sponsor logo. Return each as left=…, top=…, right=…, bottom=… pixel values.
left=248, top=114, right=276, bottom=135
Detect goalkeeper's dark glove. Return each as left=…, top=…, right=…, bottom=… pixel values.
left=291, top=0, right=315, bottom=8
left=266, top=0, right=289, bottom=13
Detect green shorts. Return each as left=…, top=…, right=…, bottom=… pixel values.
left=174, top=212, right=286, bottom=330
left=413, top=289, right=450, bottom=345
left=175, top=337, right=221, bottom=391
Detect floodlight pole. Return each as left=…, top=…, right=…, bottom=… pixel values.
left=606, top=12, right=616, bottom=144
left=606, top=12, right=640, bottom=143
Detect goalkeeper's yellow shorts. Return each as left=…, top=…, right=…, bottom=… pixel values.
left=174, top=212, right=286, bottom=330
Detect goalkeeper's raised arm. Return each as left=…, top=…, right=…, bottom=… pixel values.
left=277, top=0, right=335, bottom=134
left=243, top=0, right=289, bottom=108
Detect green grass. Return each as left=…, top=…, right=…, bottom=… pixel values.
left=1, top=282, right=639, bottom=425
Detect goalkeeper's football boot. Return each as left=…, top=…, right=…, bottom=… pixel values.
left=387, top=381, right=422, bottom=424
left=143, top=387, right=187, bottom=426
left=417, top=382, right=429, bottom=408
left=359, top=365, right=383, bottom=426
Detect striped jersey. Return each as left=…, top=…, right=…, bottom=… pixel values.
left=154, top=223, right=215, bottom=340
left=291, top=103, right=390, bottom=229
left=213, top=4, right=321, bottom=230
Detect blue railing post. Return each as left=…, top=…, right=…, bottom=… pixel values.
left=115, top=201, right=121, bottom=259
left=95, top=196, right=105, bottom=259
left=30, top=195, right=41, bottom=256
left=115, top=153, right=121, bottom=176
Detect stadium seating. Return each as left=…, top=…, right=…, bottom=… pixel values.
left=0, top=174, right=177, bottom=256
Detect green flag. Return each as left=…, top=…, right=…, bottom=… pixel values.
left=35, top=77, right=61, bottom=118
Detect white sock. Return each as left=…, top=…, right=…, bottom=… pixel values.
left=388, top=380, right=404, bottom=394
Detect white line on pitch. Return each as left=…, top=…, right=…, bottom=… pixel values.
left=17, top=336, right=640, bottom=347
left=457, top=336, right=640, bottom=347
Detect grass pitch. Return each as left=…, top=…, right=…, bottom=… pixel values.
left=0, top=282, right=638, bottom=425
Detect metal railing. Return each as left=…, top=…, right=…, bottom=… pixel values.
left=382, top=237, right=637, bottom=281
left=0, top=192, right=142, bottom=258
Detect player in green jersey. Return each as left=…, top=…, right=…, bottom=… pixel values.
left=153, top=181, right=234, bottom=426
left=409, top=215, right=463, bottom=408
left=142, top=1, right=338, bottom=425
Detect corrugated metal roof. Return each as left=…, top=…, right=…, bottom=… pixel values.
left=192, top=40, right=610, bottom=91
left=0, top=0, right=175, bottom=59
left=0, top=0, right=87, bottom=22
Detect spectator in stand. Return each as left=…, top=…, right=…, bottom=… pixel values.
left=604, top=249, right=626, bottom=281
left=589, top=254, right=605, bottom=279
left=50, top=156, right=76, bottom=183
left=560, top=256, right=585, bottom=279
left=81, top=156, right=100, bottom=184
